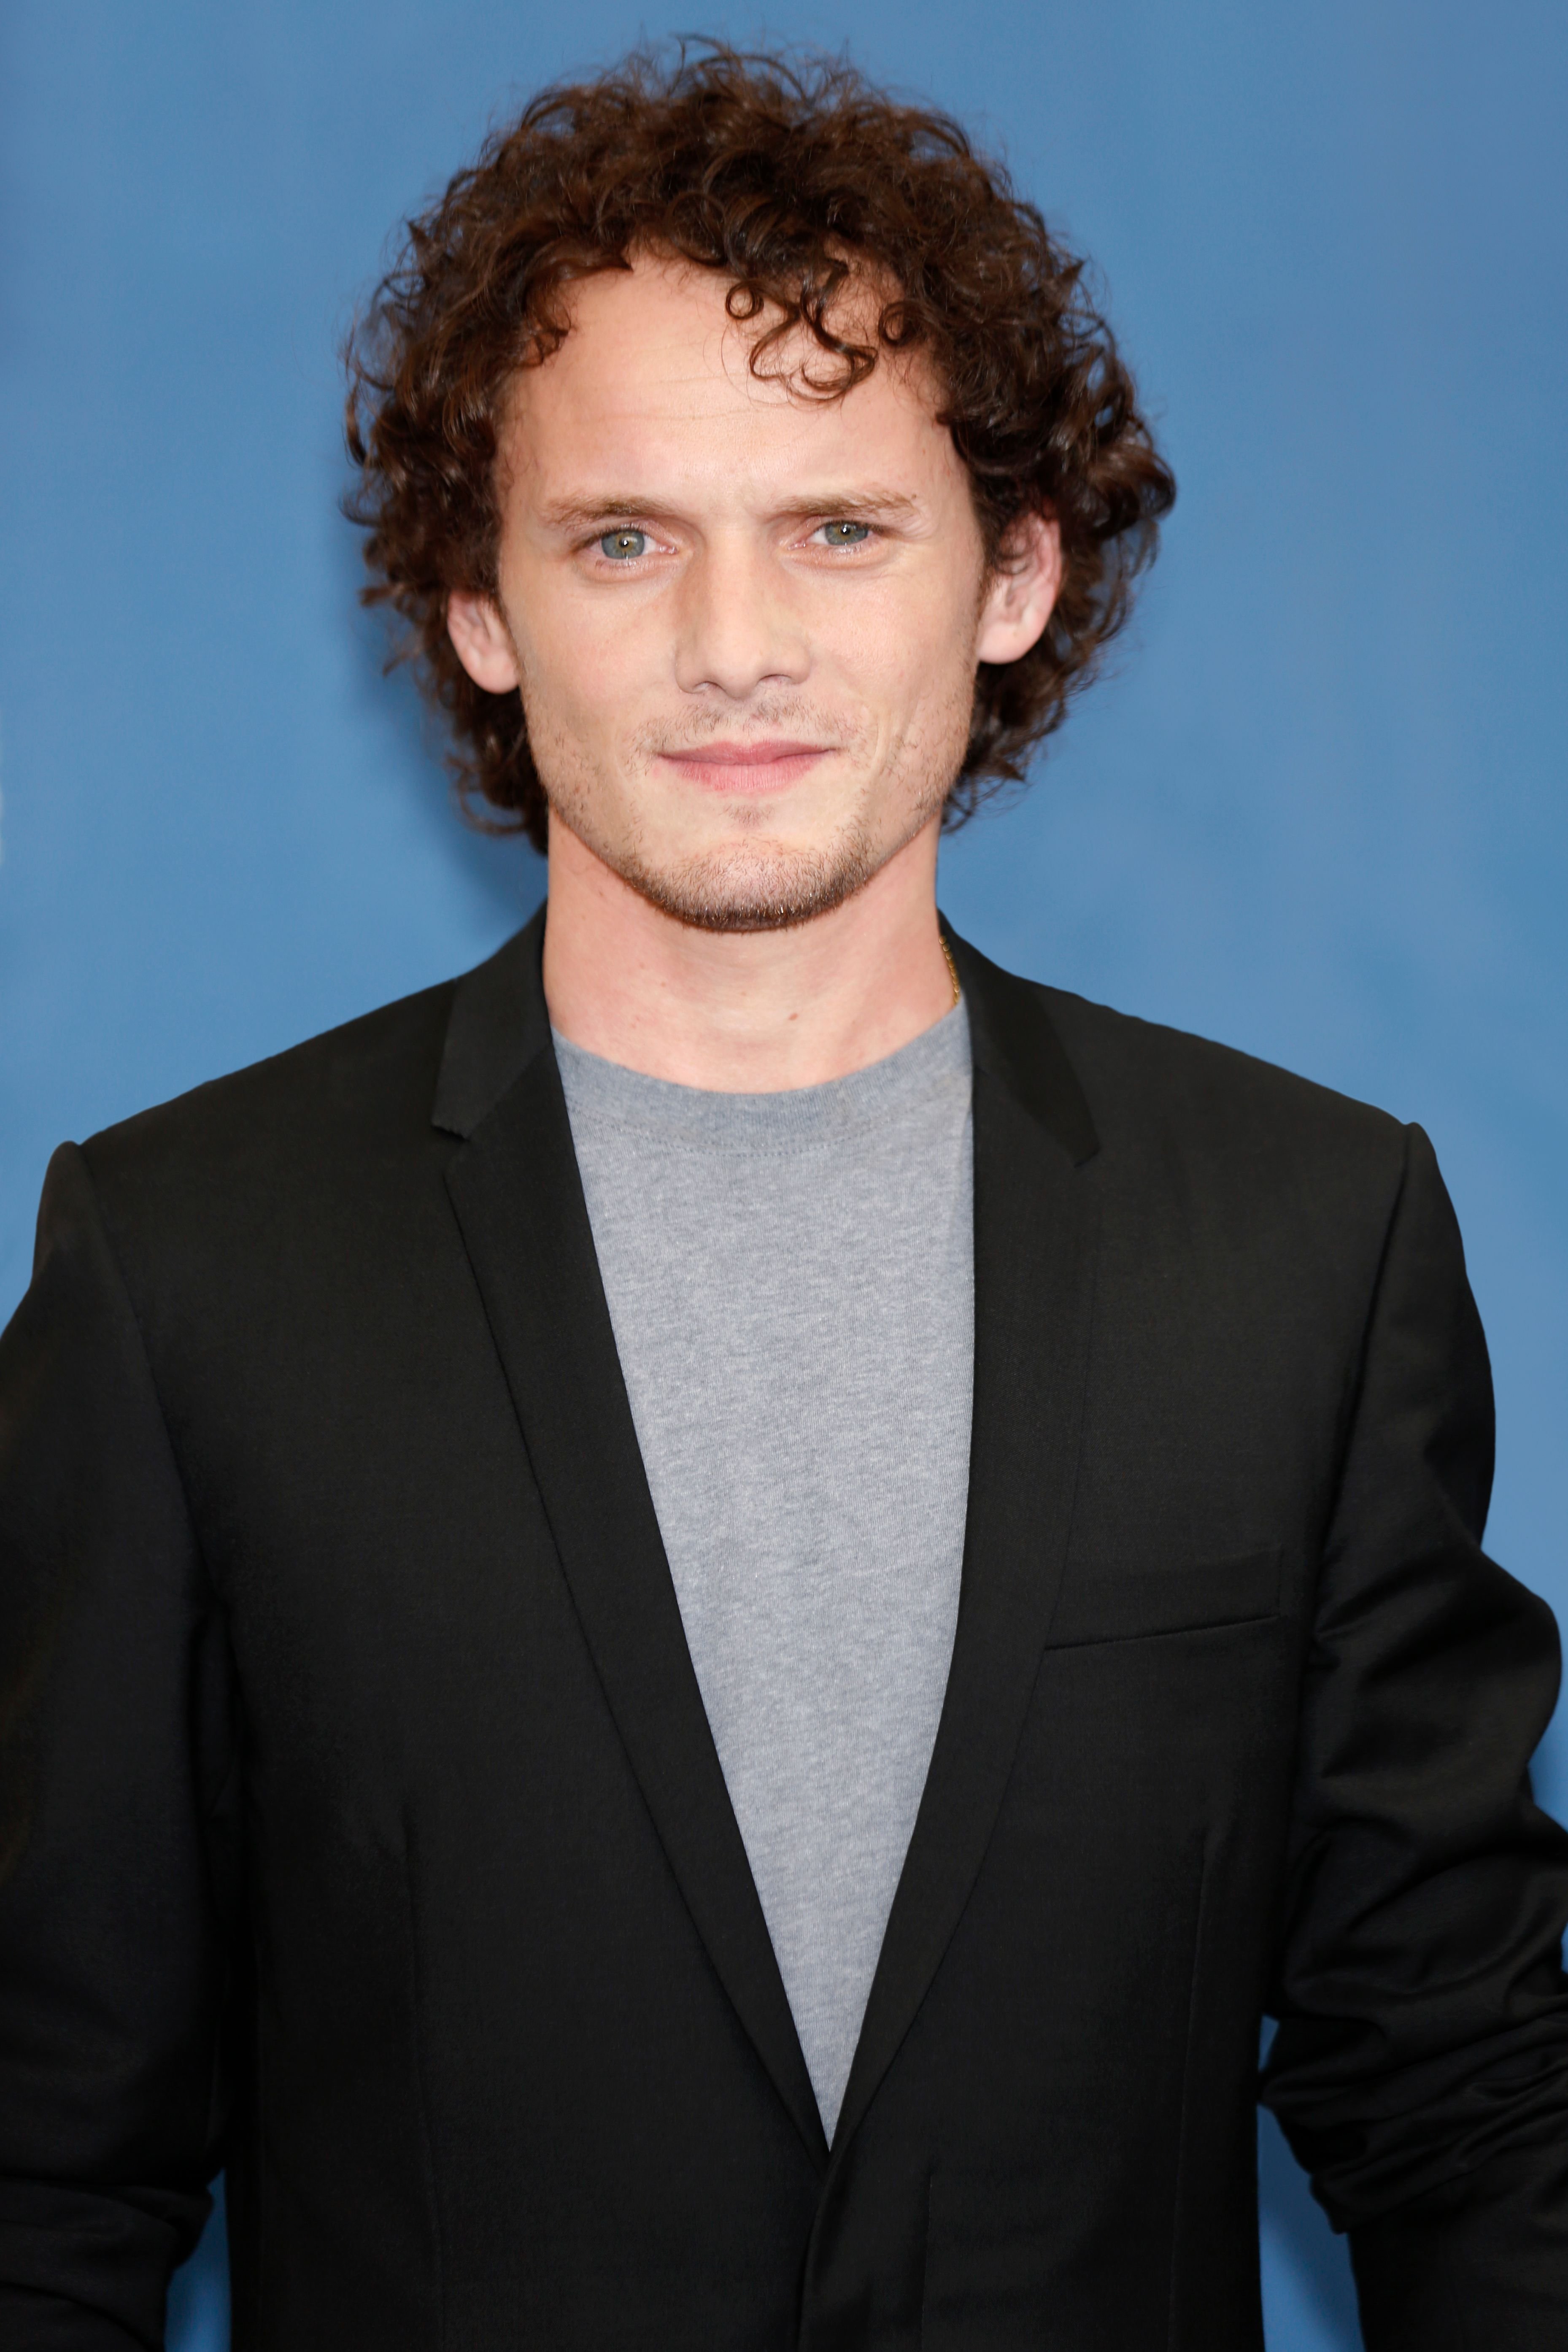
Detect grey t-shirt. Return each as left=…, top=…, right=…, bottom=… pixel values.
left=554, top=1003, right=974, bottom=2140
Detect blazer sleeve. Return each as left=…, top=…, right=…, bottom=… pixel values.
left=0, top=1144, right=239, bottom=2351
left=1261, top=1122, right=1568, bottom=2346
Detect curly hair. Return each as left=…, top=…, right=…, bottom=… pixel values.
left=345, top=43, right=1175, bottom=853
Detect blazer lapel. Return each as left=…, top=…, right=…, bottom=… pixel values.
left=435, top=915, right=829, bottom=2170
left=831, top=928, right=1101, bottom=2155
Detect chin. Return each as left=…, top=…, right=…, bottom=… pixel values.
left=618, top=832, right=882, bottom=934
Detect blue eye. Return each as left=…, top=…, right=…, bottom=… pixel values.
left=820, top=520, right=871, bottom=546
left=599, top=529, right=648, bottom=560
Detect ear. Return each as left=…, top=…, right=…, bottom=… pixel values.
left=446, top=589, right=522, bottom=694
left=975, top=510, right=1063, bottom=666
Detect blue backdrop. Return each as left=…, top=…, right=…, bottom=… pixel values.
left=3, top=5, right=1565, bottom=2347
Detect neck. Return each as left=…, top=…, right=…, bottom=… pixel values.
left=541, top=816, right=953, bottom=1091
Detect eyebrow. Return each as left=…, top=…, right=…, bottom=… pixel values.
left=535, top=488, right=924, bottom=535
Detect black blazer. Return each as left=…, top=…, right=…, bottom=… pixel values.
left=3, top=915, right=1568, bottom=2352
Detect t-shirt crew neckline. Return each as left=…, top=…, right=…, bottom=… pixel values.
left=549, top=996, right=971, bottom=1156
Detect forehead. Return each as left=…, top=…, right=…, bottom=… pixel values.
left=504, top=255, right=958, bottom=498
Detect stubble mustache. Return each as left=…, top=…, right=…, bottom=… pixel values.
left=630, top=696, right=868, bottom=764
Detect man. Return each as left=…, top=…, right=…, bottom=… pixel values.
left=2, top=43, right=1566, bottom=2352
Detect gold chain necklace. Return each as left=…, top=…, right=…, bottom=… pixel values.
left=940, top=934, right=961, bottom=1009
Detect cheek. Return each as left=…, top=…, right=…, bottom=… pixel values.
left=513, top=587, right=655, bottom=731
left=823, top=573, right=978, bottom=716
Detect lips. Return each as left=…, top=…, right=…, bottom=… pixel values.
left=657, top=740, right=833, bottom=793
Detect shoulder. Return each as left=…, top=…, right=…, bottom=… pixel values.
left=1043, top=982, right=1403, bottom=1157
left=974, top=958, right=1417, bottom=1250
left=76, top=973, right=460, bottom=1250
left=1006, top=978, right=1440, bottom=1358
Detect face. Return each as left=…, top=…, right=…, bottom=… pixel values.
left=448, top=256, right=1060, bottom=932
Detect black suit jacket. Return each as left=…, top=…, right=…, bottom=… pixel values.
left=3, top=914, right=1567, bottom=2351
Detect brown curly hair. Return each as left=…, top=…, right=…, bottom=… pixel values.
left=345, top=43, right=1175, bottom=853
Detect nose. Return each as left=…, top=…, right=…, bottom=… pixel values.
left=672, top=534, right=810, bottom=700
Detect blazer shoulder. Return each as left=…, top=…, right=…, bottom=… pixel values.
left=78, top=972, right=460, bottom=1216
left=1034, top=981, right=1411, bottom=1191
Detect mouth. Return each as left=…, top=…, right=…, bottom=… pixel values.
left=656, top=740, right=834, bottom=795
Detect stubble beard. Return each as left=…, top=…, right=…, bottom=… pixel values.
left=529, top=691, right=971, bottom=935
left=602, top=818, right=885, bottom=934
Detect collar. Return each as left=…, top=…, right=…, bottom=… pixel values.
left=432, top=902, right=1098, bottom=1167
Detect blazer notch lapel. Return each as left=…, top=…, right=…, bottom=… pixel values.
left=942, top=920, right=1100, bottom=1165
left=437, top=937, right=827, bottom=2171
left=431, top=908, right=551, bottom=1140
left=831, top=942, right=1101, bottom=2156
left=430, top=915, right=1100, bottom=2171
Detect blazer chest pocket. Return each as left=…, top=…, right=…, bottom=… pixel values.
left=1045, top=1545, right=1283, bottom=1649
